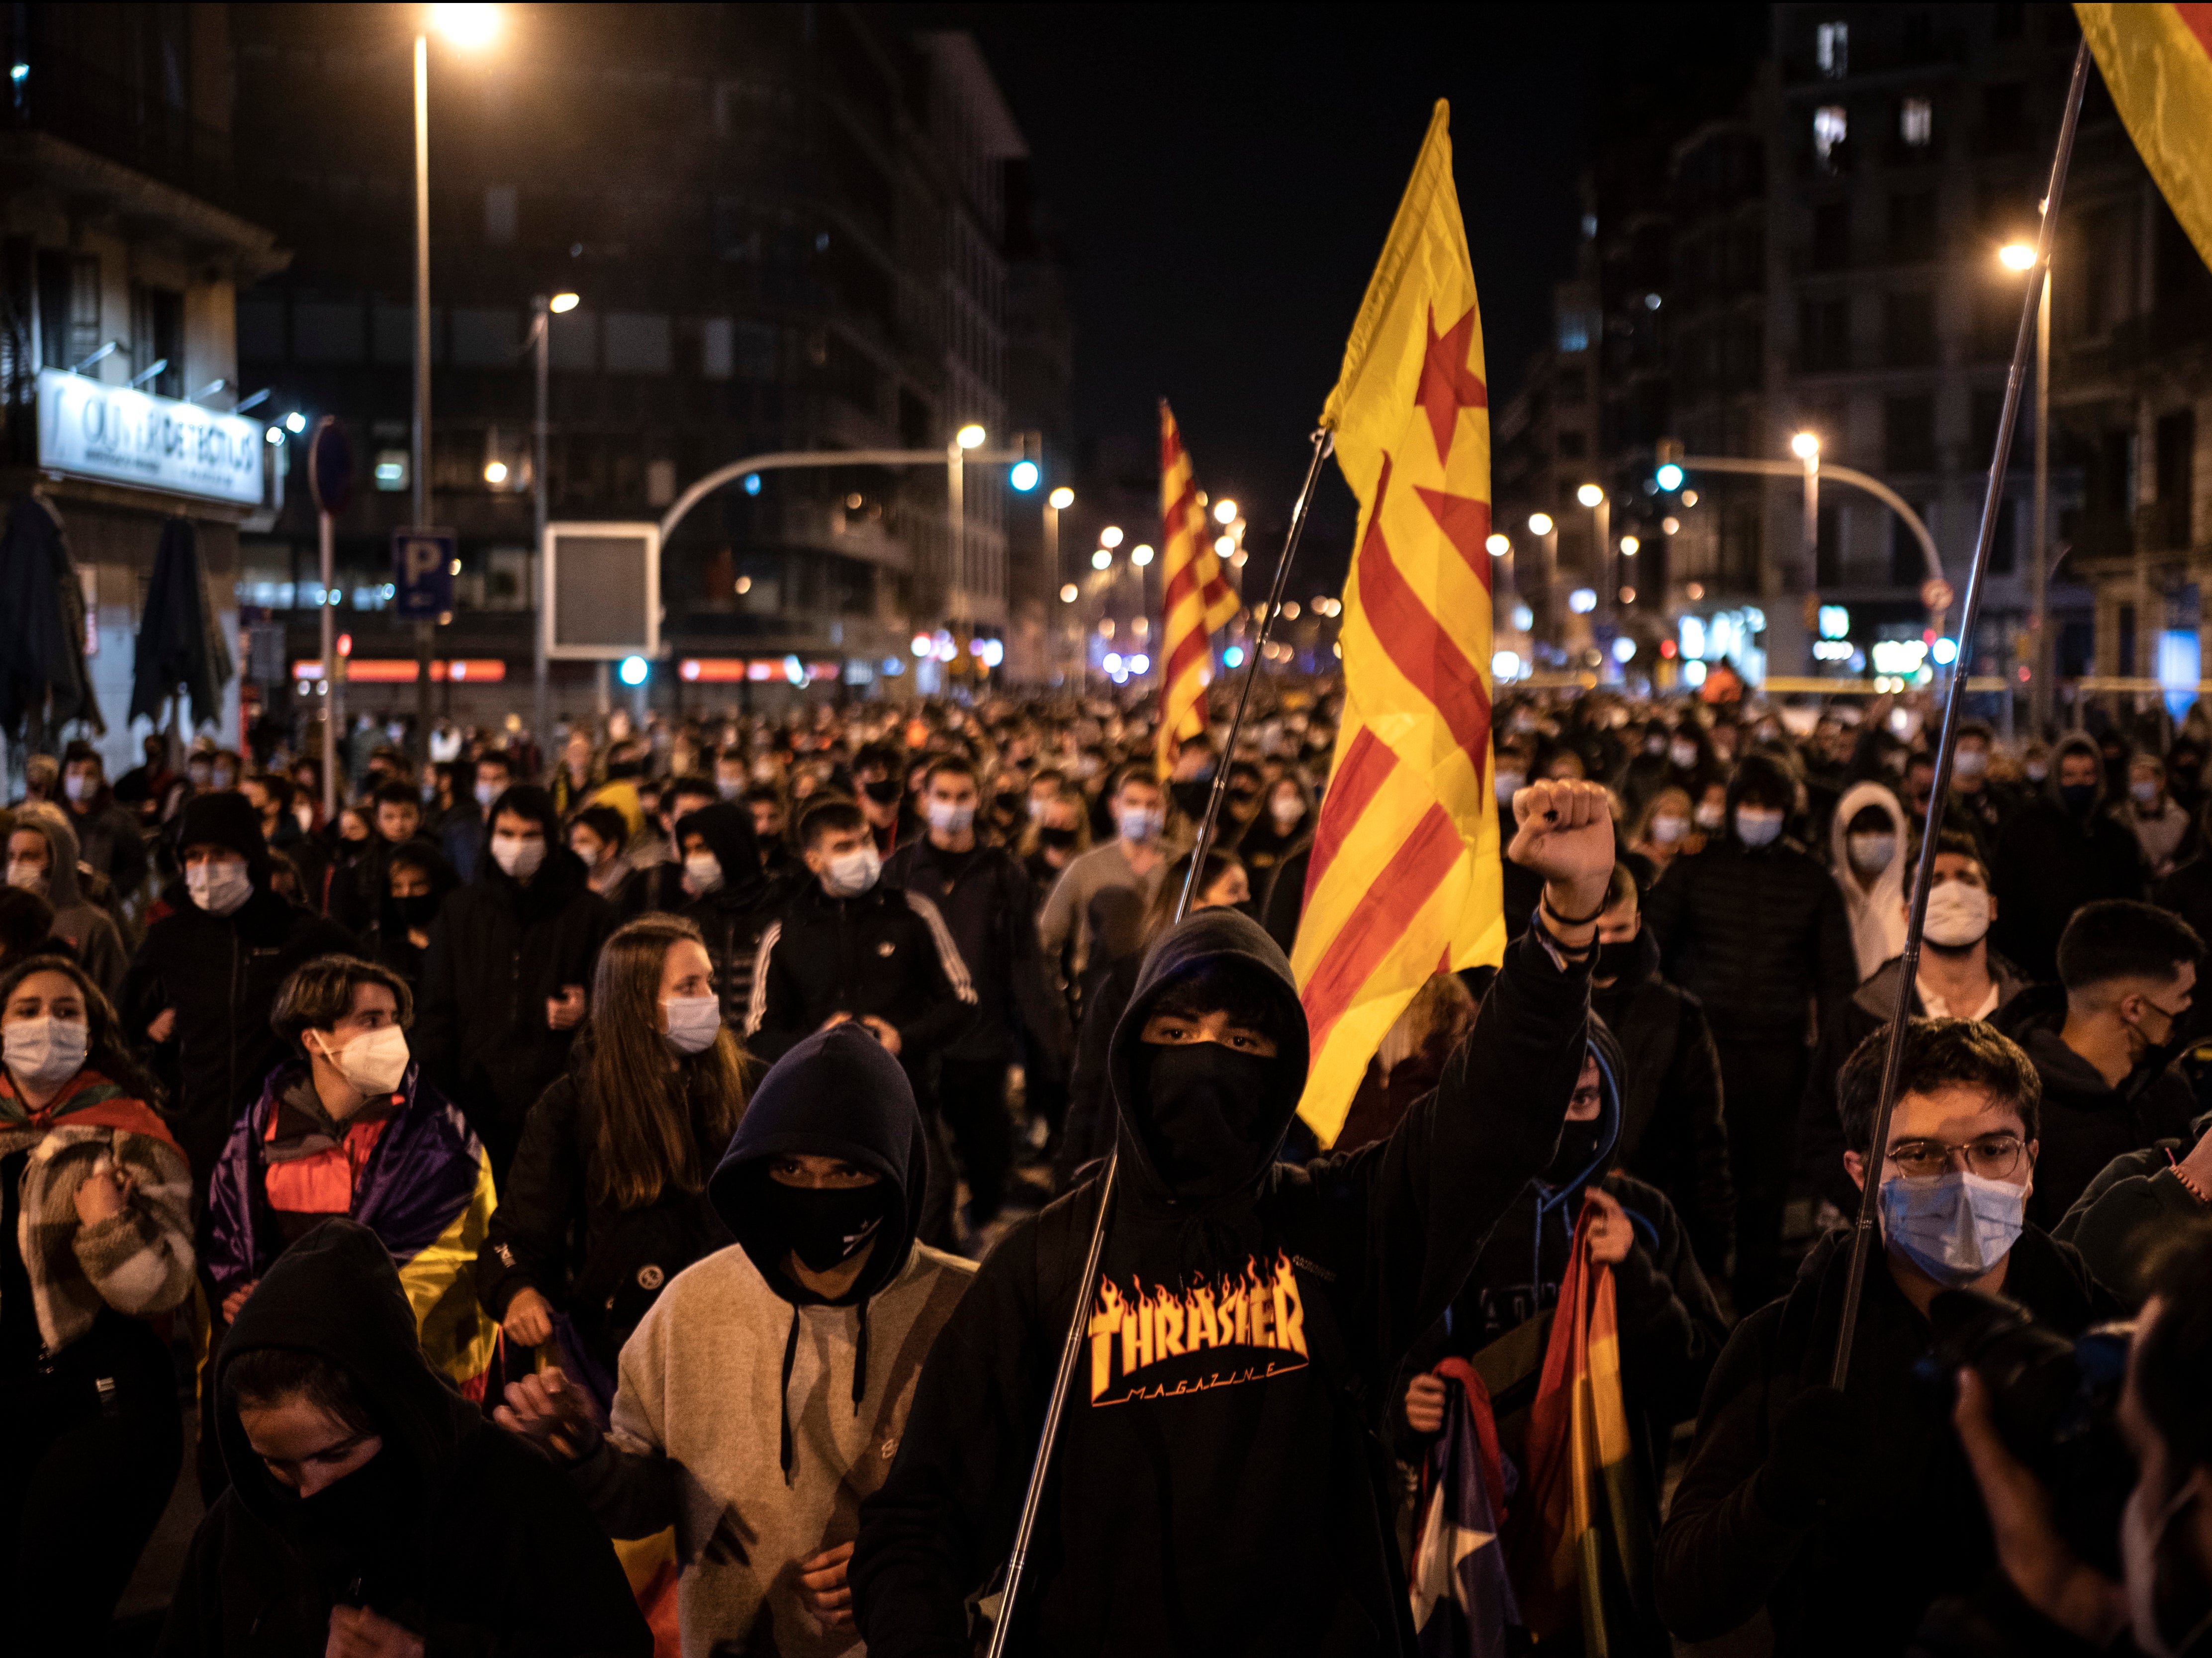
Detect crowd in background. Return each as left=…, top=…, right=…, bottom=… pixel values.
left=5, top=674, right=2212, bottom=1657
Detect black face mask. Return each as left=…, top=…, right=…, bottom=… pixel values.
left=861, top=779, right=903, bottom=806
left=1544, top=1117, right=1605, bottom=1187
left=271, top=1441, right=411, bottom=1557
left=1138, top=1041, right=1277, bottom=1196
left=755, top=1179, right=892, bottom=1280
left=1038, top=826, right=1079, bottom=851
left=1169, top=780, right=1214, bottom=820
left=1594, top=938, right=1644, bottom=985
left=393, top=894, right=439, bottom=930
left=2061, top=782, right=2098, bottom=816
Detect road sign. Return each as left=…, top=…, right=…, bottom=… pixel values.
left=543, top=521, right=660, bottom=660
left=308, top=417, right=352, bottom=515
left=393, top=529, right=457, bottom=618
left=1920, top=577, right=1954, bottom=611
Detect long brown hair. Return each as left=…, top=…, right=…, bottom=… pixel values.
left=581, top=915, right=749, bottom=1209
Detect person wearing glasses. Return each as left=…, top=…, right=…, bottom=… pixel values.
left=1995, top=898, right=2203, bottom=1229
left=1654, top=1017, right=2123, bottom=1656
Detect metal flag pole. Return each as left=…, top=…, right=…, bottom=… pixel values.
left=984, top=426, right=1334, bottom=1658
left=1830, top=38, right=2090, bottom=1389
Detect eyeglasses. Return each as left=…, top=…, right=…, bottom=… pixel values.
left=1886, top=1134, right=2028, bottom=1182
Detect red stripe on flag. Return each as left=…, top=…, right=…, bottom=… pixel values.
left=1302, top=727, right=1396, bottom=904
left=1301, top=802, right=1462, bottom=1050
left=2182, top=3, right=2212, bottom=57
left=1358, top=455, right=1493, bottom=766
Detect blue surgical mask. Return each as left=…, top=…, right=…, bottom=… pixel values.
left=1879, top=1170, right=2026, bottom=1288
left=1734, top=806, right=1784, bottom=848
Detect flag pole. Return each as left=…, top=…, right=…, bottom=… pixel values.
left=984, top=426, right=1334, bottom=1657
left=1829, top=38, right=2089, bottom=1389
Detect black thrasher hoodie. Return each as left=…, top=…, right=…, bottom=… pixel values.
left=157, top=1219, right=649, bottom=1658
left=852, top=908, right=1591, bottom=1658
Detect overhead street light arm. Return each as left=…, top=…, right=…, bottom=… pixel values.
left=1678, top=454, right=1943, bottom=585
left=660, top=448, right=1032, bottom=542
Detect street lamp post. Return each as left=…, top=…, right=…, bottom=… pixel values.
left=1046, top=486, right=1072, bottom=683
left=1577, top=484, right=1608, bottom=623
left=1527, top=512, right=1557, bottom=659
left=2033, top=264, right=2050, bottom=734
left=529, top=293, right=576, bottom=757
left=412, top=28, right=434, bottom=765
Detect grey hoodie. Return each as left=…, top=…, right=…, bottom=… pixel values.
left=8, top=803, right=128, bottom=1000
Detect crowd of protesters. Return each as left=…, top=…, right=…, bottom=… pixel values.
left=3, top=678, right=2212, bottom=1657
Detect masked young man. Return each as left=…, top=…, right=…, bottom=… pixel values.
left=851, top=778, right=1612, bottom=1657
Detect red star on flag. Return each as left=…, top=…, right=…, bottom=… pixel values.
left=1414, top=304, right=1487, bottom=464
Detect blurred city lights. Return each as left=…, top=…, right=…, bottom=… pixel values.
left=1223, top=645, right=1246, bottom=668
left=1130, top=544, right=1154, bottom=567
left=1619, top=535, right=1640, bottom=555
left=1654, top=463, right=1685, bottom=491
left=1214, top=535, right=1236, bottom=557
left=1091, top=549, right=1112, bottom=570
left=1791, top=431, right=1821, bottom=460
left=430, top=4, right=500, bottom=47
left=1528, top=513, right=1554, bottom=536
left=1214, top=499, right=1238, bottom=524
left=617, top=655, right=648, bottom=686
left=549, top=292, right=580, bottom=313
left=956, top=424, right=987, bottom=449
left=742, top=473, right=761, bottom=495
left=1576, top=484, right=1604, bottom=508
left=284, top=411, right=308, bottom=434
left=1009, top=460, right=1040, bottom=491
left=1486, top=534, right=1510, bottom=556
left=1130, top=653, right=1150, bottom=674
left=1999, top=242, right=2037, bottom=272
left=1612, top=636, right=1637, bottom=663
left=911, top=634, right=932, bottom=658
left=1931, top=637, right=1959, bottom=666
left=981, top=638, right=1005, bottom=668
left=1100, top=525, right=1124, bottom=548
left=1569, top=588, right=1597, bottom=613
left=1492, top=649, right=1522, bottom=680
left=483, top=460, right=509, bottom=485
left=1048, top=486, right=1075, bottom=510
left=1662, top=516, right=1681, bottom=535
left=1103, top=652, right=1123, bottom=674
left=1059, top=583, right=1079, bottom=602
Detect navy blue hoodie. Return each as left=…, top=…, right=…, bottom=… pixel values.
left=853, top=908, right=1591, bottom=1657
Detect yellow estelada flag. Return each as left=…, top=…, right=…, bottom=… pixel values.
left=1156, top=400, right=1240, bottom=776
left=2077, top=4, right=2212, bottom=269
left=1291, top=100, right=1501, bottom=1146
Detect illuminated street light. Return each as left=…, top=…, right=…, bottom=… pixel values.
left=549, top=292, right=580, bottom=313
left=1575, top=483, right=1604, bottom=508
left=1130, top=544, right=1154, bottom=567
left=1048, top=486, right=1075, bottom=510
left=1100, top=525, right=1124, bottom=549
left=1528, top=512, right=1554, bottom=536
left=430, top=4, right=500, bottom=47
left=1059, top=583, right=1079, bottom=602
left=1791, top=431, right=1821, bottom=460
left=955, top=423, right=987, bottom=449
left=483, top=460, right=509, bottom=485
left=1998, top=242, right=2037, bottom=272
left=1091, top=549, right=1112, bottom=570
left=1485, top=533, right=1510, bottom=556
left=1214, top=499, right=1238, bottom=524
left=1619, top=535, right=1640, bottom=556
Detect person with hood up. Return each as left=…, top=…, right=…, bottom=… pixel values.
left=476, top=914, right=746, bottom=1395
left=158, top=1218, right=651, bottom=1658
left=205, top=955, right=497, bottom=1396
left=5, top=800, right=129, bottom=1000
left=0, top=952, right=195, bottom=1653
left=1992, top=732, right=2147, bottom=981
left=1828, top=779, right=1911, bottom=980
left=1397, top=1028, right=1728, bottom=1639
left=672, top=798, right=786, bottom=1030
left=1643, top=752, right=1857, bottom=1312
left=849, top=778, right=1612, bottom=1658
left=414, top=783, right=616, bottom=1181
left=121, top=792, right=356, bottom=1183
left=354, top=839, right=459, bottom=991
left=493, top=1023, right=976, bottom=1657
left=569, top=803, right=648, bottom=922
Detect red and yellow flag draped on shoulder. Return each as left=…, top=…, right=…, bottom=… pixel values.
left=1292, top=101, right=1500, bottom=1147
left=2077, top=4, right=2212, bottom=269
left=1157, top=400, right=1241, bottom=775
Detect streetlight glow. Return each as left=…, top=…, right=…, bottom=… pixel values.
left=1091, top=549, right=1112, bottom=570
left=1059, top=583, right=1079, bottom=602
left=1619, top=535, right=1640, bottom=555
left=1009, top=460, right=1040, bottom=492
left=548, top=292, right=580, bottom=313
left=1100, top=526, right=1124, bottom=549
left=955, top=423, right=987, bottom=450
left=1576, top=483, right=1604, bottom=508
left=1048, top=487, right=1074, bottom=510
left=1528, top=512, right=1555, bottom=536
left=429, top=4, right=499, bottom=48
left=1998, top=242, right=2037, bottom=272
left=1486, top=534, right=1510, bottom=556
left=1791, top=431, right=1821, bottom=460
left=1130, top=544, right=1154, bottom=567
left=483, top=460, right=509, bottom=485
left=1214, top=499, right=1238, bottom=524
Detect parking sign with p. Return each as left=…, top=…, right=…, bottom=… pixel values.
left=393, top=529, right=458, bottom=618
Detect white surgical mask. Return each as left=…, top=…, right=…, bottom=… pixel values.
left=491, top=834, right=546, bottom=879
left=314, top=1024, right=411, bottom=1096
left=1650, top=813, right=1688, bottom=847
left=5, top=859, right=45, bottom=891
left=1923, top=880, right=1992, bottom=949
left=661, top=995, right=722, bottom=1056
left=2132, top=779, right=2162, bottom=806
left=684, top=851, right=725, bottom=893
left=926, top=800, right=976, bottom=834
left=1116, top=806, right=1162, bottom=844
left=63, top=774, right=92, bottom=803
left=1270, top=795, right=1303, bottom=829
left=1494, top=770, right=1525, bottom=806
left=2025, top=761, right=2049, bottom=783
left=824, top=845, right=881, bottom=897
left=717, top=777, right=743, bottom=801
left=474, top=780, right=500, bottom=810
left=2, top=1015, right=89, bottom=1087
left=1694, top=801, right=1726, bottom=832
left=1735, top=806, right=1784, bottom=848
left=1953, top=748, right=1988, bottom=779
left=211, top=767, right=236, bottom=789
left=186, top=859, right=254, bottom=915
left=1669, top=739, right=1698, bottom=770
left=1847, top=833, right=1897, bottom=876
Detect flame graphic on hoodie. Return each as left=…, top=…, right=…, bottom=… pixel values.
left=1086, top=1251, right=1308, bottom=1405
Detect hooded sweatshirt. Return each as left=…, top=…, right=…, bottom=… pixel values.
left=158, top=1218, right=650, bottom=1657
left=1990, top=734, right=2148, bottom=980
left=564, top=1025, right=975, bottom=1658
left=9, top=803, right=130, bottom=1000
left=1827, top=780, right=1910, bottom=980
left=674, top=800, right=787, bottom=1030
left=852, top=907, right=1591, bottom=1658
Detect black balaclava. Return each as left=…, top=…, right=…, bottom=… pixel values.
left=1135, top=1041, right=1279, bottom=1198
left=749, top=1178, right=895, bottom=1278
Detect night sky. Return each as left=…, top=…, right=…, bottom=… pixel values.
left=903, top=3, right=1768, bottom=584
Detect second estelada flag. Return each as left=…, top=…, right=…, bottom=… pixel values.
left=1157, top=400, right=1241, bottom=776
left=1292, top=100, right=1501, bottom=1146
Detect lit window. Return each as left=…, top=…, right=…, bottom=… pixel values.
left=1817, top=21, right=1848, bottom=78
left=1901, top=96, right=1933, bottom=147
left=1814, top=105, right=1848, bottom=165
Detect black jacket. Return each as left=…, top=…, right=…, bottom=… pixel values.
left=1991, top=736, right=2148, bottom=981
left=474, top=1073, right=734, bottom=1373
left=1654, top=1225, right=2121, bottom=1655
left=1590, top=928, right=1734, bottom=1276
left=120, top=888, right=355, bottom=1180
left=744, top=877, right=977, bottom=1068
left=886, top=833, right=1074, bottom=1072
left=1054, top=948, right=1141, bottom=1191
left=66, top=793, right=148, bottom=894
left=1642, top=835, right=1857, bottom=1045
left=156, top=1219, right=649, bottom=1658
left=2053, top=1108, right=2212, bottom=1309
left=415, top=845, right=616, bottom=1134
left=851, top=908, right=1591, bottom=1658
left=1994, top=989, right=2202, bottom=1231
left=671, top=803, right=786, bottom=1031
